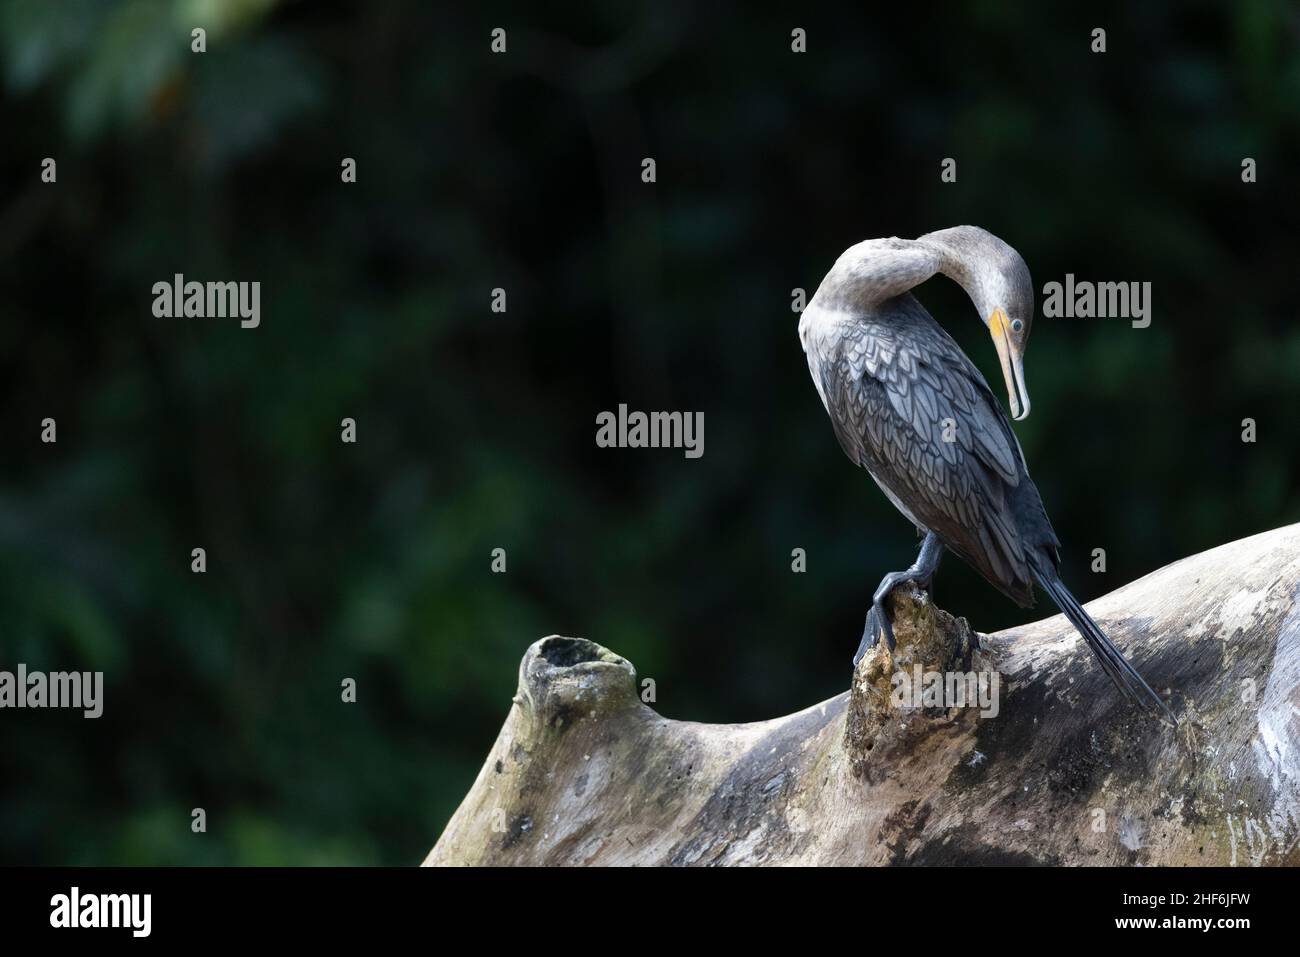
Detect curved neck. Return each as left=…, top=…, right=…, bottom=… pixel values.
left=917, top=228, right=997, bottom=321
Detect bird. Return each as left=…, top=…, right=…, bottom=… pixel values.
left=798, top=225, right=1173, bottom=722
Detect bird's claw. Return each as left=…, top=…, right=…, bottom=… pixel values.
left=853, top=535, right=945, bottom=669
left=869, top=600, right=897, bottom=652
left=853, top=599, right=896, bottom=667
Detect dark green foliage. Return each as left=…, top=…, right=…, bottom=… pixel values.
left=1, top=0, right=1297, bottom=864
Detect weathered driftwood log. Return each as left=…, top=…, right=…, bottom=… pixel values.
left=426, top=524, right=1300, bottom=866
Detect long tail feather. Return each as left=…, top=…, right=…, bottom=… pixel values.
left=1037, top=573, right=1175, bottom=724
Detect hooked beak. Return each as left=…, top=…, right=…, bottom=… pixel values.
left=990, top=308, right=1030, bottom=421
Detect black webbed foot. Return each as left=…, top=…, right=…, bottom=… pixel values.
left=851, top=532, right=944, bottom=668
left=856, top=600, right=893, bottom=663
left=854, top=573, right=908, bottom=664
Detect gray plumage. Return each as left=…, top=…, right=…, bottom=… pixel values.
left=800, top=229, right=1052, bottom=604
left=801, top=227, right=1173, bottom=721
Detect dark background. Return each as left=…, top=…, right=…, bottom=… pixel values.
left=1, top=1, right=1297, bottom=865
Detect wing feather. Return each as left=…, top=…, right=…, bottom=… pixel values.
left=812, top=295, right=1037, bottom=604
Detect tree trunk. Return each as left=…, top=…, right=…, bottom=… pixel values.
left=425, top=524, right=1300, bottom=866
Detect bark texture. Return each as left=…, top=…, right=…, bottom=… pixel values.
left=426, top=524, right=1300, bottom=866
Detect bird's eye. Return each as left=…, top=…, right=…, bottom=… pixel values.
left=1010, top=319, right=1024, bottom=333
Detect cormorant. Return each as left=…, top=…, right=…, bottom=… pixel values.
left=799, top=226, right=1173, bottom=722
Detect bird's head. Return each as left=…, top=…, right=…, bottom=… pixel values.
left=980, top=253, right=1034, bottom=422
left=925, top=225, right=1036, bottom=422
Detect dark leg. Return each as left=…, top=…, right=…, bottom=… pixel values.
left=853, top=531, right=945, bottom=666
